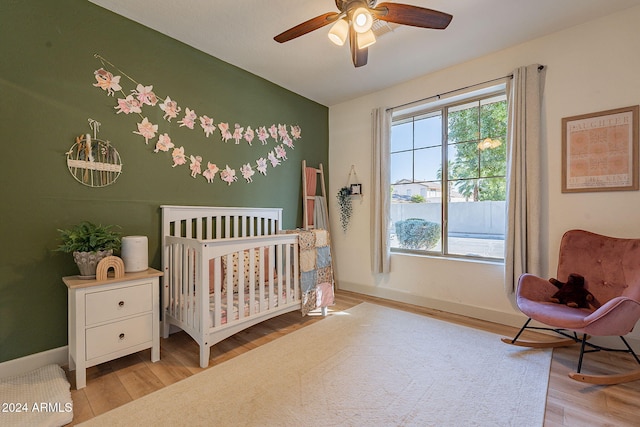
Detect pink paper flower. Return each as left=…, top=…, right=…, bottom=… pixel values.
left=93, top=68, right=122, bottom=96
left=257, top=126, right=269, bottom=145
left=189, top=155, right=202, bottom=178
left=275, top=144, right=287, bottom=160
left=171, top=146, right=186, bottom=167
left=160, top=96, right=181, bottom=122
left=232, top=123, right=244, bottom=144
left=218, top=122, right=232, bottom=142
left=203, top=162, right=219, bottom=183
left=291, top=125, right=302, bottom=140
left=178, top=108, right=197, bottom=129
left=282, top=134, right=294, bottom=149
left=278, top=124, right=289, bottom=141
left=256, top=158, right=268, bottom=175
left=115, top=95, right=142, bottom=114
left=240, top=163, right=255, bottom=183
left=133, top=84, right=158, bottom=106
left=133, top=117, right=158, bottom=144
left=220, top=165, right=237, bottom=185
left=200, top=116, right=216, bottom=137
left=268, top=125, right=278, bottom=140
left=244, top=126, right=255, bottom=145
left=154, top=133, right=174, bottom=153
left=268, top=151, right=280, bottom=167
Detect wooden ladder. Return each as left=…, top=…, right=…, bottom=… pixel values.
left=302, top=160, right=328, bottom=230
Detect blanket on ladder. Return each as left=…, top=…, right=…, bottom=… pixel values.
left=288, top=229, right=335, bottom=315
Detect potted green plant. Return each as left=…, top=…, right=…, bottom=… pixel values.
left=55, top=221, right=121, bottom=277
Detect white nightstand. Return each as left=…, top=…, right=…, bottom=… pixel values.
left=63, top=268, right=163, bottom=389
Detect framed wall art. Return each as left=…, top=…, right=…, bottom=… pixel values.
left=562, top=105, right=639, bottom=193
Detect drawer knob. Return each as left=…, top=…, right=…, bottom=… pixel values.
left=119, top=333, right=125, bottom=340
left=118, top=301, right=125, bottom=307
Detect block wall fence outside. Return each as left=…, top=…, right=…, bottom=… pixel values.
left=391, top=201, right=506, bottom=237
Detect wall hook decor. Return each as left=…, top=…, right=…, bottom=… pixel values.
left=347, top=164, right=363, bottom=196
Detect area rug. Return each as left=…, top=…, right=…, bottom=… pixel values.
left=0, top=364, right=73, bottom=427
left=80, top=303, right=551, bottom=426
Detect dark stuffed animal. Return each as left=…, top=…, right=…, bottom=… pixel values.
left=548, top=273, right=595, bottom=309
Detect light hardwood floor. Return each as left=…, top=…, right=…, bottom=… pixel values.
left=65, top=290, right=640, bottom=426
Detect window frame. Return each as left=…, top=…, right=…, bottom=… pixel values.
left=390, top=85, right=507, bottom=262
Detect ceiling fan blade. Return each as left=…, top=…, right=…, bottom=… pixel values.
left=349, top=26, right=368, bottom=67
left=274, top=12, right=340, bottom=43
left=372, top=3, right=452, bottom=29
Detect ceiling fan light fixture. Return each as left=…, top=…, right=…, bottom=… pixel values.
left=356, top=29, right=376, bottom=49
left=352, top=7, right=373, bottom=33
left=328, top=18, right=349, bottom=46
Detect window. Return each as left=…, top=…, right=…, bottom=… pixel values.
left=390, top=88, right=507, bottom=260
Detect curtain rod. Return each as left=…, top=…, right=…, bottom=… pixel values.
left=387, top=65, right=545, bottom=112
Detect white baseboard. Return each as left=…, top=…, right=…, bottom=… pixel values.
left=339, top=281, right=527, bottom=328
left=338, top=281, right=640, bottom=349
left=0, top=346, right=68, bottom=379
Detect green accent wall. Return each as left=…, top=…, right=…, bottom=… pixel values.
left=0, top=0, right=328, bottom=363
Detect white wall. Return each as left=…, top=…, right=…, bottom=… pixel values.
left=328, top=6, right=640, bottom=334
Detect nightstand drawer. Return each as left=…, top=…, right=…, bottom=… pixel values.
left=85, top=282, right=152, bottom=325
left=85, top=314, right=153, bottom=360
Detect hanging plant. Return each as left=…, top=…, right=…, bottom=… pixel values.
left=336, top=186, right=353, bottom=233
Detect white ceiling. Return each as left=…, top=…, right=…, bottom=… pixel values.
left=88, top=0, right=640, bottom=106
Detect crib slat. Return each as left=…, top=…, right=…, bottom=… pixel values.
left=258, top=246, right=266, bottom=312
left=277, top=243, right=283, bottom=306
left=213, top=257, right=222, bottom=328
left=225, top=253, right=234, bottom=323
left=285, top=242, right=292, bottom=304
left=233, top=216, right=239, bottom=238
left=223, top=217, right=231, bottom=239
left=269, top=245, right=275, bottom=310
left=172, top=243, right=181, bottom=320
left=248, top=247, right=256, bottom=316
left=194, top=217, right=200, bottom=239
left=249, top=216, right=255, bottom=237
left=293, top=241, right=300, bottom=301
left=237, top=249, right=245, bottom=320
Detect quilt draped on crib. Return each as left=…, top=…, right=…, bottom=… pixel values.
left=287, top=229, right=335, bottom=315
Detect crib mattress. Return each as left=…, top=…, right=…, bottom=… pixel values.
left=208, top=286, right=296, bottom=327
left=168, top=285, right=296, bottom=328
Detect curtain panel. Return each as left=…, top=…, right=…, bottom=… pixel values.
left=371, top=107, right=392, bottom=274
left=505, top=64, right=546, bottom=294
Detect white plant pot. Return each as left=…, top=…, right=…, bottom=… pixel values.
left=73, top=250, right=113, bottom=278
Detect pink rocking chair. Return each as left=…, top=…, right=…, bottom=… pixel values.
left=503, top=229, right=640, bottom=384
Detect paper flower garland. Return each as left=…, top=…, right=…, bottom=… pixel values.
left=92, top=54, right=302, bottom=186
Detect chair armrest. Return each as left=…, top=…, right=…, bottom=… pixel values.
left=583, top=297, right=640, bottom=336
left=517, top=273, right=558, bottom=302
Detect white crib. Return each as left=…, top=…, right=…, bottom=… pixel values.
left=161, top=205, right=301, bottom=368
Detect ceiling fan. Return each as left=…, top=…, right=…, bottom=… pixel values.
left=274, top=0, right=452, bottom=67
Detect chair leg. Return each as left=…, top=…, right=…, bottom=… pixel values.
left=619, top=336, right=640, bottom=366
left=508, top=318, right=532, bottom=343
left=576, top=334, right=588, bottom=373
